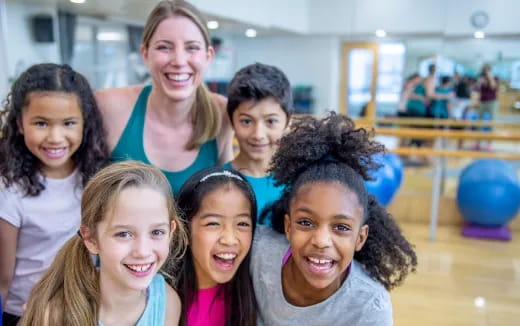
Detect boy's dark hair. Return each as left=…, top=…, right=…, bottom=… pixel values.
left=226, top=63, right=293, bottom=122
left=264, top=112, right=417, bottom=291
left=440, top=75, right=451, bottom=86
left=0, top=63, right=108, bottom=196
left=174, top=167, right=257, bottom=326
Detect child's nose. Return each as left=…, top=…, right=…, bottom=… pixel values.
left=219, top=226, right=239, bottom=247
left=132, top=237, right=153, bottom=258
left=46, top=126, right=64, bottom=143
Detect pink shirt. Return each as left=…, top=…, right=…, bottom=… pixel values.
left=187, top=285, right=227, bottom=326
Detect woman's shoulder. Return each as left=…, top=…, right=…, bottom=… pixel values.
left=95, top=85, right=144, bottom=115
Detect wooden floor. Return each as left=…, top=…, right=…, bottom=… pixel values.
left=392, top=223, right=520, bottom=326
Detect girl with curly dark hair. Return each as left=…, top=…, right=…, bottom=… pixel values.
left=251, top=113, right=417, bottom=326
left=0, top=63, right=108, bottom=325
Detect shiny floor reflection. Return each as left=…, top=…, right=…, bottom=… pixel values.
left=392, top=223, right=520, bottom=326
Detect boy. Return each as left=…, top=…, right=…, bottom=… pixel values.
left=224, top=63, right=293, bottom=226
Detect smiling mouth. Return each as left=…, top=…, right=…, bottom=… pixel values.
left=124, top=262, right=155, bottom=277
left=165, top=73, right=191, bottom=82
left=42, top=147, right=66, bottom=158
left=213, top=253, right=238, bottom=271
left=305, top=256, right=336, bottom=275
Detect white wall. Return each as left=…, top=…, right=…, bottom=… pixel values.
left=232, top=36, right=340, bottom=115
left=307, top=0, right=520, bottom=36
left=192, top=0, right=310, bottom=34
left=4, top=1, right=60, bottom=80
left=0, top=0, right=9, bottom=100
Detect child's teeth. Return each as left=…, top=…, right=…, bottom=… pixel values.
left=216, top=253, right=237, bottom=260
left=308, top=257, right=332, bottom=264
left=127, top=263, right=152, bottom=272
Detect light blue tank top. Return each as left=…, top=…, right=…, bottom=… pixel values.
left=223, top=162, right=284, bottom=226
left=111, top=85, right=219, bottom=196
left=98, top=274, right=166, bottom=326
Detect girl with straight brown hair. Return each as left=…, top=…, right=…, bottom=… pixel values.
left=19, top=161, right=188, bottom=326
left=96, top=0, right=233, bottom=196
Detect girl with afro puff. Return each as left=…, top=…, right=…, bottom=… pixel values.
left=251, top=113, right=417, bottom=326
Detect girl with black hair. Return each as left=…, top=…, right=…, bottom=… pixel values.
left=252, top=113, right=417, bottom=326
left=173, top=167, right=257, bottom=326
left=0, top=63, right=108, bottom=325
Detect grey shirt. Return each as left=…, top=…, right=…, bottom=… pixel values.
left=251, top=226, right=393, bottom=326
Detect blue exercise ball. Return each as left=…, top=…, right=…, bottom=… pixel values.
left=365, top=153, right=403, bottom=206
left=457, top=159, right=520, bottom=227
left=384, top=153, right=404, bottom=189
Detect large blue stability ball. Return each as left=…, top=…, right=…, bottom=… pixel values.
left=365, top=153, right=404, bottom=206
left=457, top=159, right=520, bottom=227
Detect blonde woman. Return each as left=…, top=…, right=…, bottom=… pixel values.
left=19, top=161, right=187, bottom=326
left=96, top=0, right=233, bottom=196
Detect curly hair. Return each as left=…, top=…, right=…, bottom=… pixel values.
left=0, top=63, right=108, bottom=196
left=226, top=63, right=293, bottom=122
left=265, top=112, right=417, bottom=290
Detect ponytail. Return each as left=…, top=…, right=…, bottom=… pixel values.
left=354, top=195, right=417, bottom=290
left=187, top=84, right=221, bottom=150
left=19, top=235, right=99, bottom=326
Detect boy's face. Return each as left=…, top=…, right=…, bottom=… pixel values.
left=232, top=97, right=288, bottom=163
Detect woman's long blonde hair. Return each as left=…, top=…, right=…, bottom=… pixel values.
left=142, top=0, right=221, bottom=150
left=19, top=161, right=187, bottom=326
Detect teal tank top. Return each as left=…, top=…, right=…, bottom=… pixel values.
left=406, top=83, right=427, bottom=117
left=223, top=162, right=284, bottom=227
left=111, top=85, right=219, bottom=196
left=98, top=274, right=166, bottom=326
left=431, top=87, right=451, bottom=119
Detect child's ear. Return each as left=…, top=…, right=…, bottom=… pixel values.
left=284, top=213, right=291, bottom=241
left=355, top=224, right=369, bottom=251
left=80, top=226, right=99, bottom=255
left=17, top=119, right=24, bottom=135
left=169, top=220, right=177, bottom=237
left=285, top=115, right=293, bottom=130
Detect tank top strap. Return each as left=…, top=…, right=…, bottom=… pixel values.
left=111, top=85, right=151, bottom=162
left=137, top=274, right=167, bottom=325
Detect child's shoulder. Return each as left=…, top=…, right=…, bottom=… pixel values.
left=348, top=261, right=391, bottom=308
left=254, top=225, right=285, bottom=246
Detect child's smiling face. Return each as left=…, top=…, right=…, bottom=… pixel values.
left=284, top=181, right=368, bottom=293
left=190, top=184, right=253, bottom=289
left=232, top=97, right=288, bottom=163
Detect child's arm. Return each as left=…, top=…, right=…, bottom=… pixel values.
left=164, top=283, right=182, bottom=325
left=0, top=219, right=18, bottom=310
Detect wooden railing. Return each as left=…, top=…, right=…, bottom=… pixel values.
left=363, top=124, right=520, bottom=241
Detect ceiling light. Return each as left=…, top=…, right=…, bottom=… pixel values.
left=70, top=0, right=86, bottom=4
left=474, top=30, right=485, bottom=39
left=245, top=28, right=257, bottom=38
left=375, top=29, right=386, bottom=38
left=207, top=21, right=219, bottom=30
left=97, top=32, right=124, bottom=41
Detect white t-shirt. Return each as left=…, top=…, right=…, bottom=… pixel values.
left=0, top=171, right=82, bottom=316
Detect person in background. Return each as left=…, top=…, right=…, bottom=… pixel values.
left=430, top=76, right=453, bottom=119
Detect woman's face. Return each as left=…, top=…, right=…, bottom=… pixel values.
left=142, top=15, right=214, bottom=102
